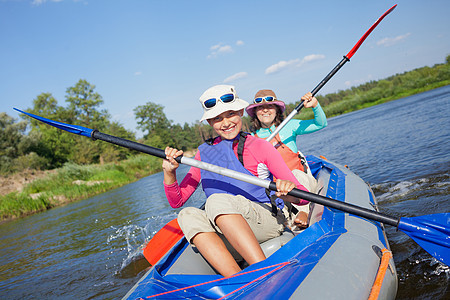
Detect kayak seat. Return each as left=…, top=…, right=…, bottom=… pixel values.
left=165, top=243, right=219, bottom=275
left=165, top=231, right=296, bottom=276
left=260, top=230, right=295, bottom=258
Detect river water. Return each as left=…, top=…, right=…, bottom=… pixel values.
left=1, top=86, right=449, bottom=299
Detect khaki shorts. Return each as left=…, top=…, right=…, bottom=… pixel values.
left=177, top=193, right=290, bottom=244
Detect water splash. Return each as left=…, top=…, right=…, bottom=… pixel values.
left=429, top=258, right=449, bottom=278
left=108, top=223, right=149, bottom=253
left=401, top=256, right=450, bottom=281
left=372, top=173, right=450, bottom=203
left=106, top=213, right=180, bottom=278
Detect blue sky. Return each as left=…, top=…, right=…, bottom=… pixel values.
left=1, top=0, right=449, bottom=137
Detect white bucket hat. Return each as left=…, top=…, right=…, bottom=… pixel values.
left=199, top=85, right=249, bottom=122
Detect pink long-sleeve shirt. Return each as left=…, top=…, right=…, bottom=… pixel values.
left=164, top=135, right=309, bottom=208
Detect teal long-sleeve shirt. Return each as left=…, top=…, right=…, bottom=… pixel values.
left=253, top=103, right=327, bottom=153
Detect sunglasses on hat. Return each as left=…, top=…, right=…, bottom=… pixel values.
left=202, top=93, right=236, bottom=109
left=254, top=96, right=276, bottom=104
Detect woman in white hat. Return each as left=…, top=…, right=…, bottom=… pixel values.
left=246, top=90, right=327, bottom=229
left=162, top=84, right=309, bottom=277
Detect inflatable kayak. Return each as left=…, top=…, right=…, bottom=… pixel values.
left=124, top=155, right=398, bottom=299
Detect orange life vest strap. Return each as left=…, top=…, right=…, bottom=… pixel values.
left=256, top=132, right=304, bottom=172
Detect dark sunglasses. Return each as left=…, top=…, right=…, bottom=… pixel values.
left=254, top=96, right=276, bottom=104
left=202, top=93, right=236, bottom=109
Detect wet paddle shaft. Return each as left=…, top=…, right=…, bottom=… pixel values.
left=266, top=4, right=397, bottom=141
left=14, top=108, right=450, bottom=266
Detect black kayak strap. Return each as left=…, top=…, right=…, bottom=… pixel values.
left=237, top=132, right=280, bottom=217
left=237, top=132, right=247, bottom=166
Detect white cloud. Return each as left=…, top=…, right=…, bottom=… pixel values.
left=223, top=72, right=248, bottom=83
left=377, top=33, right=411, bottom=47
left=265, top=54, right=325, bottom=75
left=207, top=43, right=233, bottom=59
left=207, top=40, right=243, bottom=59
left=134, top=71, right=143, bottom=76
left=265, top=59, right=300, bottom=74
left=218, top=45, right=232, bottom=53
left=302, top=54, right=325, bottom=63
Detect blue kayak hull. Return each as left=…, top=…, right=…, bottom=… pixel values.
left=124, top=156, right=398, bottom=299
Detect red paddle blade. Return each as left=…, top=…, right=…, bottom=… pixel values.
left=346, top=4, right=397, bottom=59
left=398, top=213, right=450, bottom=266
left=143, top=218, right=184, bottom=266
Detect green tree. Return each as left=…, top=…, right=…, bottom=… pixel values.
left=0, top=113, right=43, bottom=173
left=134, top=102, right=174, bottom=148
left=64, top=80, right=111, bottom=164
left=25, top=93, right=74, bottom=168
left=22, top=81, right=136, bottom=166
left=28, top=92, right=59, bottom=116
left=66, top=79, right=109, bottom=128
left=100, top=120, right=136, bottom=163
left=134, top=102, right=171, bottom=134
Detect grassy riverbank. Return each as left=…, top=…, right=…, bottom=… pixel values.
left=297, top=80, right=450, bottom=120
left=0, top=154, right=162, bottom=223
left=2, top=82, right=448, bottom=223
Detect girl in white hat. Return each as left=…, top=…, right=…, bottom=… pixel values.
left=162, top=84, right=309, bottom=277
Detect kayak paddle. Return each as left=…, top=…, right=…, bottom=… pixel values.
left=266, top=4, right=397, bottom=141
left=14, top=108, right=449, bottom=266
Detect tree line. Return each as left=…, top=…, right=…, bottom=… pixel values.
left=0, top=79, right=215, bottom=174
left=287, top=55, right=450, bottom=118
left=1, top=55, right=449, bottom=175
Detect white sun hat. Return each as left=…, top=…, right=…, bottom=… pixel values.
left=199, top=85, right=249, bottom=122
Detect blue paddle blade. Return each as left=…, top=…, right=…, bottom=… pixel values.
left=14, top=108, right=93, bottom=138
left=398, top=213, right=450, bottom=266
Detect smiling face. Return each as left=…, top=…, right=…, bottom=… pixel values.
left=255, top=104, right=277, bottom=128
left=207, top=110, right=243, bottom=140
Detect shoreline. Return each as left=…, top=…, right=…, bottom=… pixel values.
left=0, top=150, right=198, bottom=224
left=1, top=84, right=447, bottom=224
left=0, top=155, right=164, bottom=223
